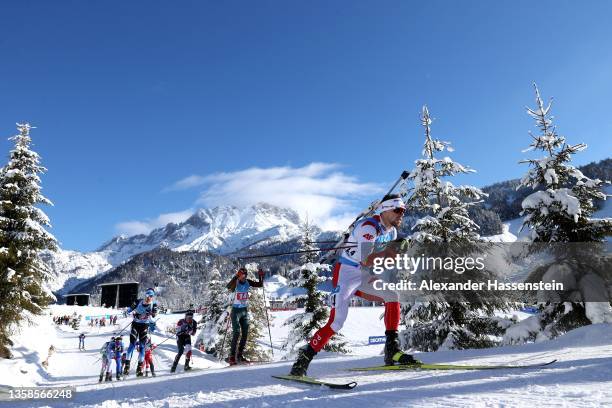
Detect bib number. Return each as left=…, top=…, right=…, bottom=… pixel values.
left=235, top=292, right=249, bottom=305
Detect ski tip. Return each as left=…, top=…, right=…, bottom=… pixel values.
left=344, top=381, right=358, bottom=389
left=272, top=375, right=357, bottom=390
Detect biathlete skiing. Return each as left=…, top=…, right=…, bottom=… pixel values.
left=225, top=267, right=265, bottom=365
left=144, top=337, right=157, bottom=377
left=98, top=336, right=123, bottom=381
left=98, top=337, right=114, bottom=382
left=123, top=287, right=158, bottom=377
left=290, top=194, right=421, bottom=376
left=112, top=336, right=124, bottom=380
left=170, top=310, right=197, bottom=372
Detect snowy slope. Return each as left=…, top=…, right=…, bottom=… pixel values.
left=41, top=250, right=113, bottom=295
left=481, top=223, right=518, bottom=242
left=593, top=185, right=612, bottom=220
left=1, top=305, right=611, bottom=407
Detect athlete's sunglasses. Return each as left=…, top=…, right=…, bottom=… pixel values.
left=392, top=208, right=406, bottom=215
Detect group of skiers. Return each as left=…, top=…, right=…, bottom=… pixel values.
left=94, top=270, right=265, bottom=381
left=98, top=335, right=124, bottom=382
left=98, top=335, right=158, bottom=382
left=53, top=314, right=77, bottom=325
left=98, top=288, right=160, bottom=381
left=98, top=195, right=416, bottom=380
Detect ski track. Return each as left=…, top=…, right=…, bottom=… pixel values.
left=1, top=306, right=611, bottom=407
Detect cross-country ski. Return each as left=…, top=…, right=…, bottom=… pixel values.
left=347, top=359, right=558, bottom=372
left=272, top=375, right=358, bottom=390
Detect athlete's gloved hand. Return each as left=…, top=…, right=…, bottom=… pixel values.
left=148, top=322, right=157, bottom=332
left=258, top=269, right=265, bottom=279
left=379, top=238, right=410, bottom=259
left=391, top=238, right=410, bottom=253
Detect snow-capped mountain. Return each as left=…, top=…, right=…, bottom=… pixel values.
left=41, top=249, right=112, bottom=295
left=96, top=202, right=304, bottom=264
left=45, top=203, right=311, bottom=294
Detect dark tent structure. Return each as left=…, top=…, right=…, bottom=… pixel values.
left=99, top=282, right=139, bottom=308
left=64, top=293, right=90, bottom=306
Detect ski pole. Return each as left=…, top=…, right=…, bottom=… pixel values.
left=218, top=310, right=231, bottom=362
left=116, top=320, right=132, bottom=336
left=318, top=170, right=411, bottom=264
left=260, top=279, right=274, bottom=358
left=306, top=241, right=357, bottom=244
left=154, top=336, right=174, bottom=348
left=237, top=245, right=357, bottom=260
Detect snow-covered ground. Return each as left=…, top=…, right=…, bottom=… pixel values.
left=1, top=305, right=611, bottom=407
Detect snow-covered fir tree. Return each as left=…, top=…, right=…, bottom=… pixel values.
left=518, top=84, right=611, bottom=242
left=282, top=218, right=349, bottom=358
left=0, top=123, right=57, bottom=358
left=298, top=216, right=318, bottom=264
left=504, top=85, right=612, bottom=343
left=405, top=106, right=483, bottom=244
left=240, top=284, right=273, bottom=361
left=194, top=267, right=231, bottom=356
left=400, top=107, right=506, bottom=351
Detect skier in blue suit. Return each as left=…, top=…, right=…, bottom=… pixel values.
left=123, top=288, right=158, bottom=377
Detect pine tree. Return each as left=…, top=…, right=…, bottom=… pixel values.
left=0, top=123, right=57, bottom=358
left=406, top=106, right=483, bottom=244
left=240, top=287, right=272, bottom=361
left=504, top=85, right=612, bottom=343
left=400, top=107, right=504, bottom=351
left=282, top=219, right=349, bottom=358
left=194, top=268, right=231, bottom=356
left=518, top=84, right=611, bottom=242
left=298, top=216, right=318, bottom=264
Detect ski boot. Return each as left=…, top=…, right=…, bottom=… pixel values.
left=226, top=356, right=237, bottom=366
left=170, top=355, right=180, bottom=373
left=116, top=372, right=121, bottom=381
left=151, top=367, right=156, bottom=377
left=136, top=361, right=144, bottom=377
left=237, top=355, right=252, bottom=365
left=105, top=372, right=112, bottom=382
left=184, top=358, right=192, bottom=371
left=123, top=360, right=130, bottom=376
left=98, top=374, right=103, bottom=383
left=290, top=344, right=317, bottom=376
left=384, top=330, right=421, bottom=366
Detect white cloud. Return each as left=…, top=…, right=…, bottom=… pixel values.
left=117, top=162, right=384, bottom=237
left=193, top=162, right=382, bottom=230
left=115, top=209, right=194, bottom=236
left=163, top=175, right=207, bottom=192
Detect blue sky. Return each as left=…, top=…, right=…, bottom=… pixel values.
left=1, top=1, right=611, bottom=251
